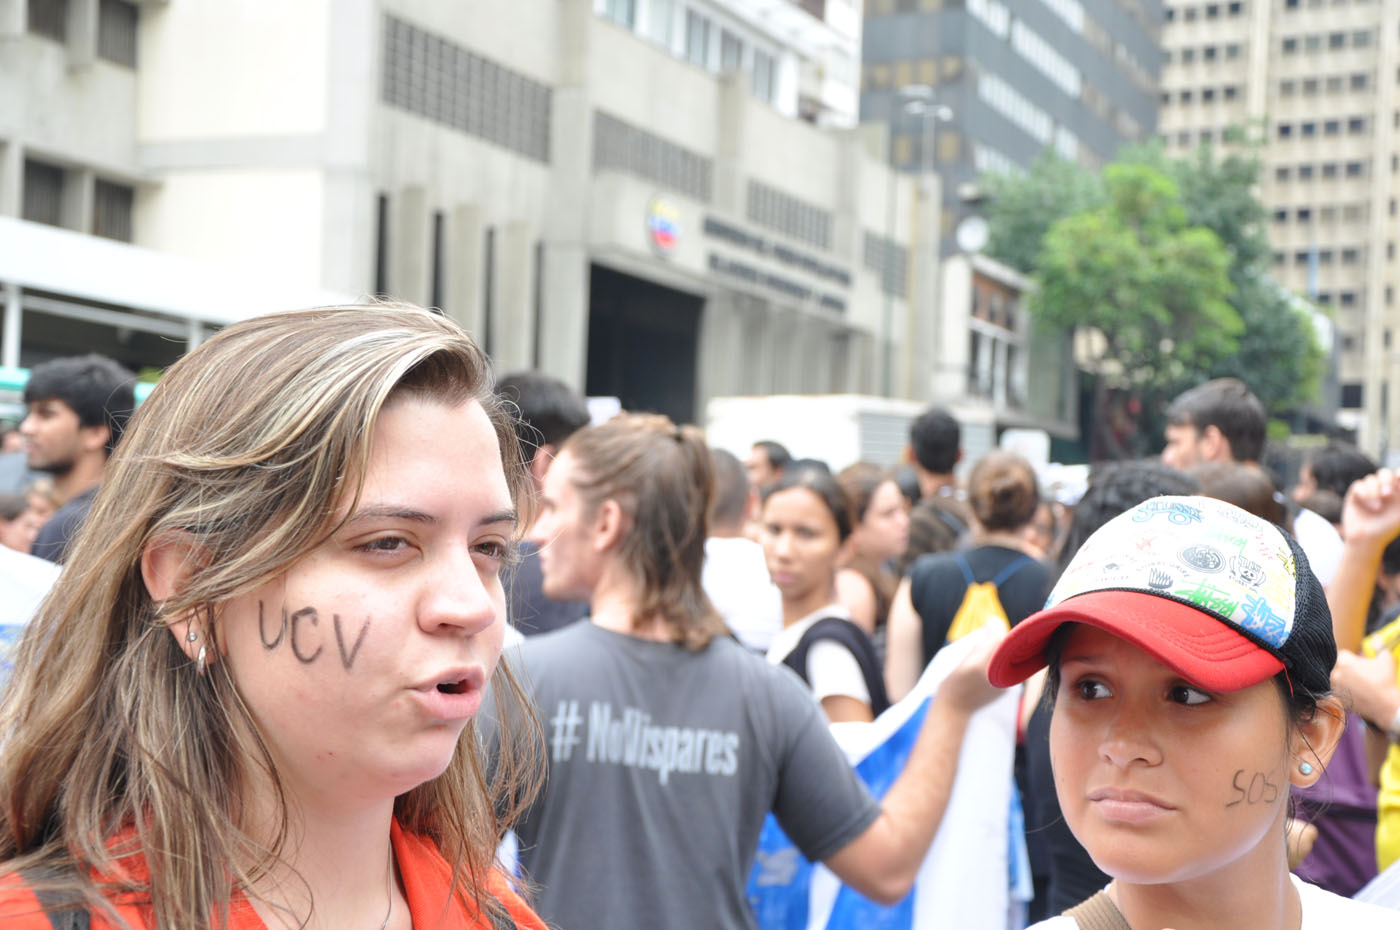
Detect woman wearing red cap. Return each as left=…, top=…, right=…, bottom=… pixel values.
left=989, top=495, right=1395, bottom=928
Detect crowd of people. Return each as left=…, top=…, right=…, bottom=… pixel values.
left=0, top=305, right=1396, bottom=928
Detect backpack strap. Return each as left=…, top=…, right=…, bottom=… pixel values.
left=954, top=551, right=976, bottom=585
left=1063, top=890, right=1131, bottom=930
left=989, top=553, right=1033, bottom=587
left=781, top=616, right=891, bottom=715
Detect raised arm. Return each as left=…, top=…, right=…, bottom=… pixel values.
left=1330, top=469, right=1400, bottom=652
left=823, top=628, right=1006, bottom=904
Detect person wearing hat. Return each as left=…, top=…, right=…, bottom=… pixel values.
left=988, top=495, right=1396, bottom=928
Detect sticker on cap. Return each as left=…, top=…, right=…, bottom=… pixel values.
left=1048, top=496, right=1298, bottom=650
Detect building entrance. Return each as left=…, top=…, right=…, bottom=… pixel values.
left=585, top=264, right=703, bottom=424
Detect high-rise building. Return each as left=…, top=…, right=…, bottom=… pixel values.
left=1159, top=0, right=1400, bottom=457
left=861, top=0, right=1164, bottom=243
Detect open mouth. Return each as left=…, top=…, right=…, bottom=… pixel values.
left=436, top=679, right=469, bottom=695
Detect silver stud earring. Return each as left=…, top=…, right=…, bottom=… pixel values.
left=1300, top=762, right=1314, bottom=776
left=186, top=629, right=198, bottom=643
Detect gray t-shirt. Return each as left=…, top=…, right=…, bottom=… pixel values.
left=510, top=622, right=880, bottom=930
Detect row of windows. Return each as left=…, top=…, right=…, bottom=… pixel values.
left=681, top=9, right=777, bottom=105
left=1284, top=0, right=1377, bottom=9
left=1162, top=85, right=1241, bottom=105
left=1270, top=202, right=1371, bottom=224
left=863, top=56, right=964, bottom=93
left=21, top=158, right=134, bottom=242
left=1280, top=73, right=1373, bottom=96
left=593, top=111, right=714, bottom=203
left=747, top=181, right=833, bottom=251
left=27, top=0, right=138, bottom=67
left=1276, top=246, right=1366, bottom=267
left=1163, top=126, right=1238, bottom=147
left=1165, top=2, right=1245, bottom=20
left=1277, top=116, right=1369, bottom=138
left=1273, top=161, right=1370, bottom=182
left=1165, top=43, right=1243, bottom=66
left=1281, top=30, right=1375, bottom=54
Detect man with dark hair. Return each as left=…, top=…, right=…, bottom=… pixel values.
left=497, top=370, right=592, bottom=635
left=1161, top=377, right=1267, bottom=469
left=702, top=448, right=780, bottom=651
left=908, top=406, right=962, bottom=498
left=1294, top=439, right=1377, bottom=503
left=20, top=354, right=135, bottom=563
left=1162, top=377, right=1342, bottom=584
left=745, top=439, right=790, bottom=491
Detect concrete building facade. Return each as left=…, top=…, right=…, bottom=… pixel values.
left=861, top=0, right=1164, bottom=244
left=1160, top=0, right=1400, bottom=458
left=2, top=0, right=935, bottom=425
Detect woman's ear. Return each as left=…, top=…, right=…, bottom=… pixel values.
left=140, top=532, right=208, bottom=662
left=1289, top=695, right=1347, bottom=788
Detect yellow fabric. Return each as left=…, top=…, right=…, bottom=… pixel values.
left=947, top=580, right=1012, bottom=642
left=1361, top=616, right=1400, bottom=870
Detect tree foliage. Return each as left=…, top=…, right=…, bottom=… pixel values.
left=984, top=138, right=1324, bottom=414
left=1033, top=163, right=1240, bottom=396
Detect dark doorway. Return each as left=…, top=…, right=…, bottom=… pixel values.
left=585, top=264, right=703, bottom=424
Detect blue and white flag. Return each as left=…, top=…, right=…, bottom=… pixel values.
left=748, top=633, right=1021, bottom=930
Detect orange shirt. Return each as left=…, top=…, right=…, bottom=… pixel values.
left=0, top=820, right=545, bottom=930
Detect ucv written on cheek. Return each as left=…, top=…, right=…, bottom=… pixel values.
left=257, top=602, right=371, bottom=671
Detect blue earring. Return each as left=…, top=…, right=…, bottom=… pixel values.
left=1299, top=762, right=1314, bottom=776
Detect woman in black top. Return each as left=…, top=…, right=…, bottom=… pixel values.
left=886, top=451, right=1051, bottom=700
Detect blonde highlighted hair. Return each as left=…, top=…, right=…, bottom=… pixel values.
left=0, top=303, right=542, bottom=927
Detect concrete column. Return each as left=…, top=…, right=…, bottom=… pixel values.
left=492, top=220, right=534, bottom=371
left=695, top=291, right=738, bottom=418
left=713, top=73, right=747, bottom=215
left=537, top=242, right=589, bottom=389
left=0, top=141, right=20, bottom=218
left=3, top=283, right=20, bottom=370
left=66, top=0, right=97, bottom=70
left=185, top=318, right=205, bottom=352
left=392, top=185, right=429, bottom=305
left=446, top=204, right=485, bottom=339
left=61, top=167, right=94, bottom=233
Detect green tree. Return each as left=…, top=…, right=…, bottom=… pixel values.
left=1033, top=163, right=1241, bottom=398
left=983, top=151, right=1103, bottom=273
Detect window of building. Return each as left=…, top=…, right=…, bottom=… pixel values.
left=1161, top=91, right=1172, bottom=105
left=1226, top=43, right=1242, bottom=59
left=1202, top=88, right=1216, bottom=102
left=1302, top=78, right=1320, bottom=94
left=96, top=0, right=138, bottom=67
left=1301, top=121, right=1317, bottom=137
left=1204, top=46, right=1218, bottom=62
left=1352, top=73, right=1370, bottom=91
left=1342, top=247, right=1361, bottom=263
left=1273, top=251, right=1286, bottom=265
left=1327, top=76, right=1344, bottom=93
left=1184, top=7, right=1198, bottom=20
left=1344, top=203, right=1367, bottom=221
left=1297, top=207, right=1312, bottom=221
left=1324, top=119, right=1341, bottom=134
left=1181, top=89, right=1194, bottom=103
left=1346, top=161, right=1366, bottom=177
left=1280, top=79, right=1296, bottom=95
left=752, top=49, right=776, bottom=104
left=1353, top=29, right=1373, bottom=47
left=1200, top=128, right=1215, bottom=144
left=1340, top=291, right=1357, bottom=307
left=1276, top=166, right=1291, bottom=182
left=1278, top=123, right=1293, bottom=138
left=1320, top=205, right=1337, bottom=222
left=1224, top=85, right=1239, bottom=100
left=1349, top=116, right=1368, bottom=134
left=1282, top=37, right=1298, bottom=54
left=1341, top=383, right=1362, bottom=408
left=1273, top=208, right=1289, bottom=222
left=1229, top=1, right=1243, bottom=12
left=1317, top=249, right=1334, bottom=264
left=1319, top=163, right=1334, bottom=178
left=1206, top=4, right=1220, bottom=17
left=1390, top=242, right=1397, bottom=260
left=1177, top=130, right=1193, bottom=146
left=602, top=0, right=636, bottom=27
left=1295, top=250, right=1311, bottom=265
left=1329, top=32, right=1346, bottom=50
left=685, top=10, right=712, bottom=68
left=719, top=30, right=742, bottom=72
left=1181, top=48, right=1196, bottom=63
left=1301, top=163, right=1316, bottom=178
left=26, top=0, right=66, bottom=41
left=21, top=158, right=64, bottom=227
left=92, top=178, right=133, bottom=242
left=1305, top=34, right=1322, bottom=52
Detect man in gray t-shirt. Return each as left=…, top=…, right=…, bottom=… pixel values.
left=513, top=623, right=877, bottom=929
left=500, top=415, right=1005, bottom=930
